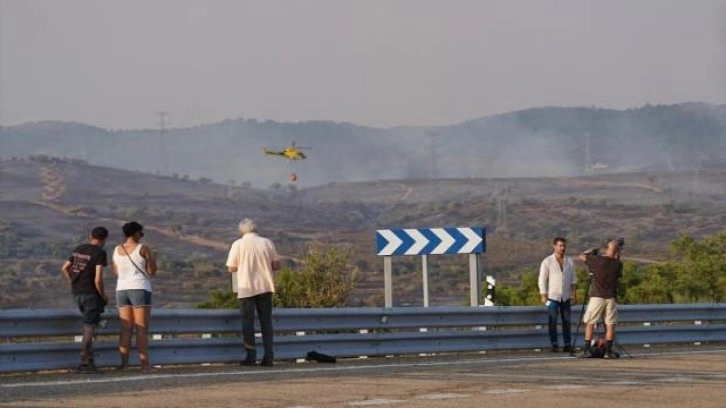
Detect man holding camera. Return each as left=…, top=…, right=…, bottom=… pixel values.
left=578, top=239, right=623, bottom=359
left=539, top=237, right=577, bottom=352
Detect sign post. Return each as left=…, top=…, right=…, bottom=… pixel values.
left=469, top=253, right=480, bottom=307
left=383, top=256, right=393, bottom=308
left=376, top=227, right=486, bottom=308
left=422, top=255, right=430, bottom=307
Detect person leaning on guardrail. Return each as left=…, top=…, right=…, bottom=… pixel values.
left=226, top=218, right=281, bottom=367
left=60, top=226, right=110, bottom=374
left=538, top=237, right=577, bottom=353
left=112, top=221, right=157, bottom=372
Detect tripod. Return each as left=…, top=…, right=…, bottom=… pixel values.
left=570, top=260, right=632, bottom=358
left=570, top=271, right=592, bottom=357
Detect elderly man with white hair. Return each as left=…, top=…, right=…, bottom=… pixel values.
left=226, top=218, right=280, bottom=367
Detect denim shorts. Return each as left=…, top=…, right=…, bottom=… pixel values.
left=116, top=289, right=152, bottom=307
left=74, top=293, right=106, bottom=326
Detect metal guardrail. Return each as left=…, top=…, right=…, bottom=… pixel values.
left=1, top=304, right=725, bottom=373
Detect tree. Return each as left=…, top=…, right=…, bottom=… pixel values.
left=670, top=233, right=726, bottom=303
left=493, top=268, right=541, bottom=306
left=197, top=289, right=238, bottom=309
left=620, top=264, right=676, bottom=304
left=197, top=244, right=361, bottom=309
left=274, top=245, right=360, bottom=307
left=609, top=233, right=724, bottom=304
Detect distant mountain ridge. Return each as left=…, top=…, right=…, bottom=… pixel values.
left=1, top=103, right=724, bottom=186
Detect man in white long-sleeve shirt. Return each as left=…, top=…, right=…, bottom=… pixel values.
left=538, top=237, right=577, bottom=352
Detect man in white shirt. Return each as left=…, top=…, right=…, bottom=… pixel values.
left=538, top=237, right=577, bottom=352
left=226, top=218, right=280, bottom=367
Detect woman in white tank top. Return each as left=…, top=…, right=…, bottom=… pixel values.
left=112, top=221, right=157, bottom=372
left=114, top=242, right=152, bottom=292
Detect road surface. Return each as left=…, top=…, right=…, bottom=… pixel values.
left=2, top=348, right=725, bottom=407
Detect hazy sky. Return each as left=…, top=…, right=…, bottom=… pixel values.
left=1, top=0, right=725, bottom=129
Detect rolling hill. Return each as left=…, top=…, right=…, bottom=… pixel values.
left=1, top=156, right=724, bottom=308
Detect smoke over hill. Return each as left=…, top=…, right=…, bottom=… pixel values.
left=1, top=103, right=724, bottom=187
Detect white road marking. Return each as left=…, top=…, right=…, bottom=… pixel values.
left=543, top=384, right=587, bottom=390
left=485, top=389, right=529, bottom=395
left=653, top=376, right=695, bottom=383
left=0, top=355, right=567, bottom=388
left=2, top=348, right=725, bottom=389
left=347, top=399, right=404, bottom=406
left=415, top=393, right=470, bottom=400
left=610, top=381, right=645, bottom=386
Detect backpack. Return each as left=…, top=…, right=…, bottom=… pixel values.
left=589, top=337, right=607, bottom=358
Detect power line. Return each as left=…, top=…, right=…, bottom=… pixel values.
left=496, top=184, right=509, bottom=231
left=583, top=130, right=592, bottom=175
left=157, top=111, right=170, bottom=175
left=425, top=131, right=439, bottom=200
left=426, top=131, right=439, bottom=180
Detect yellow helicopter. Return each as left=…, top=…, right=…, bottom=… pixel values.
left=262, top=141, right=309, bottom=160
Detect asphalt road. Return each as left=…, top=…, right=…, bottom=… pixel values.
left=2, top=347, right=726, bottom=407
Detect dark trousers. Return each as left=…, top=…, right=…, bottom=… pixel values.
left=74, top=293, right=105, bottom=364
left=547, top=299, right=572, bottom=347
left=239, top=292, right=274, bottom=361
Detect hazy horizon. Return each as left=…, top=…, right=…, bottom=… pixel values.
left=5, top=101, right=724, bottom=132
left=2, top=0, right=725, bottom=130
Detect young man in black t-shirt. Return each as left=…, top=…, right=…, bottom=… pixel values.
left=578, top=239, right=623, bottom=359
left=61, top=226, right=109, bottom=374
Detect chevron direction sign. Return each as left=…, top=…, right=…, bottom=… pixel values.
left=376, top=227, right=486, bottom=256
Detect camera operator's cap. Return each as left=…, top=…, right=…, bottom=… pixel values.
left=584, top=247, right=598, bottom=255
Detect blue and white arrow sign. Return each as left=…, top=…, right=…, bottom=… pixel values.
left=376, top=227, right=486, bottom=256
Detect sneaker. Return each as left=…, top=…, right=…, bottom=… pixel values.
left=240, top=359, right=257, bottom=367
left=550, top=346, right=560, bottom=352
left=260, top=359, right=274, bottom=367
left=76, top=363, right=101, bottom=374
left=603, top=351, right=620, bottom=359
left=116, top=354, right=129, bottom=370
left=577, top=350, right=594, bottom=358
left=562, top=346, right=573, bottom=353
